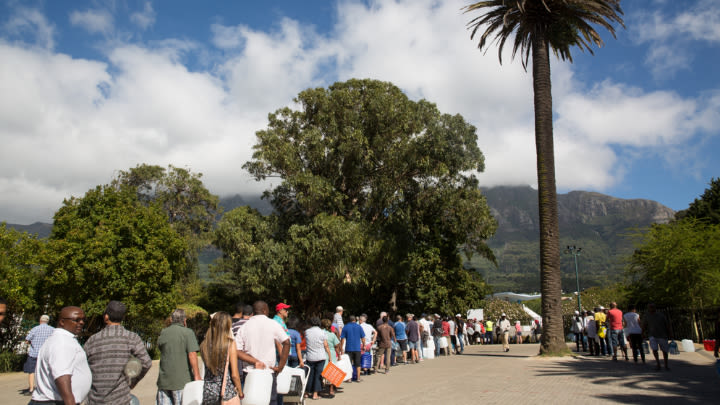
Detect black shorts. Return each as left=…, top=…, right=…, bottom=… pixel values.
left=398, top=339, right=408, bottom=351
left=23, top=356, right=37, bottom=373
left=346, top=351, right=362, bottom=366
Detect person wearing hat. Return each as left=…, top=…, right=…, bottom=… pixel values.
left=498, top=313, right=512, bottom=352
left=273, top=303, right=291, bottom=336
left=454, top=314, right=465, bottom=354
left=85, top=301, right=152, bottom=404
left=23, top=314, right=54, bottom=395
left=594, top=306, right=609, bottom=356
left=571, top=310, right=586, bottom=353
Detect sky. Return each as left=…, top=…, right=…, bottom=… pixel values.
left=1, top=0, right=719, bottom=225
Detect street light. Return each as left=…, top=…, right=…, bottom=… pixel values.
left=564, top=245, right=582, bottom=313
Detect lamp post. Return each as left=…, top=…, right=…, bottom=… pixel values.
left=564, top=245, right=582, bottom=313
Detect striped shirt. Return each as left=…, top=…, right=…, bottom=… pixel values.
left=84, top=324, right=152, bottom=405
left=25, top=323, right=55, bottom=358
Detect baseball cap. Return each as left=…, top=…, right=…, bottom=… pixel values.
left=276, top=303, right=291, bottom=312
left=501, top=313, right=506, bottom=317
left=455, top=314, right=461, bottom=317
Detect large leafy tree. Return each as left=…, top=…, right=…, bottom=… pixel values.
left=113, top=164, right=220, bottom=301
left=465, top=0, right=624, bottom=354
left=222, top=79, right=496, bottom=315
left=45, top=184, right=187, bottom=325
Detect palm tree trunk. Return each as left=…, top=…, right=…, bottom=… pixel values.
left=532, top=34, right=565, bottom=355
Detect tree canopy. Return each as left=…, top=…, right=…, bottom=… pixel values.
left=45, top=184, right=187, bottom=322
left=214, top=79, right=496, bottom=315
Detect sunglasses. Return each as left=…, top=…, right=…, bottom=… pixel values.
left=62, top=317, right=87, bottom=323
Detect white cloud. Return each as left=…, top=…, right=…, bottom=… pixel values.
left=69, top=9, right=114, bottom=35
left=1, top=0, right=719, bottom=223
left=130, top=2, right=156, bottom=30
left=3, top=7, right=55, bottom=49
left=630, top=0, right=720, bottom=78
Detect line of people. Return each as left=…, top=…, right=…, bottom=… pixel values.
left=570, top=302, right=674, bottom=371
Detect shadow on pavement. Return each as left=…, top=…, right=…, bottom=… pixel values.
left=532, top=354, right=719, bottom=404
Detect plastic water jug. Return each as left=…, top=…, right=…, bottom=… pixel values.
left=338, top=354, right=353, bottom=381
left=243, top=369, right=273, bottom=405
left=681, top=339, right=694, bottom=353
left=181, top=380, right=204, bottom=405
left=277, top=366, right=305, bottom=395
left=425, top=339, right=435, bottom=359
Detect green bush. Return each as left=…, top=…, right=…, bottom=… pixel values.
left=0, top=351, right=27, bottom=373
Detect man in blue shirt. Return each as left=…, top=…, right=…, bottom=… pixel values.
left=393, top=315, right=408, bottom=364
left=24, top=314, right=54, bottom=395
left=340, top=315, right=366, bottom=382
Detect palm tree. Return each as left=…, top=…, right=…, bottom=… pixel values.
left=464, top=0, right=624, bottom=354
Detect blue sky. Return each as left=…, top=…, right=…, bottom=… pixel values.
left=1, top=0, right=719, bottom=224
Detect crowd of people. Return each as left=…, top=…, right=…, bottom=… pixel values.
left=8, top=296, right=539, bottom=405
left=568, top=302, right=681, bottom=371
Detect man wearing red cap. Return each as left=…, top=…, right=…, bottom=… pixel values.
left=273, top=303, right=291, bottom=336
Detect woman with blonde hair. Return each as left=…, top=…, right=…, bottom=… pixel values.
left=201, top=311, right=243, bottom=404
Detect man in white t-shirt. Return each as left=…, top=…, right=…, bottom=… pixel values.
left=417, top=315, right=432, bottom=360
left=623, top=304, right=645, bottom=363
left=31, top=306, right=92, bottom=405
left=236, top=301, right=291, bottom=405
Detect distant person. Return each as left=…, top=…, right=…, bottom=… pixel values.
left=585, top=311, right=599, bottom=356
left=84, top=301, right=152, bottom=405
left=623, top=305, right=644, bottom=363
left=485, top=319, right=494, bottom=344
left=286, top=316, right=305, bottom=368
left=642, top=303, right=672, bottom=371
left=23, top=314, right=54, bottom=395
left=393, top=315, right=408, bottom=363
left=200, top=311, right=243, bottom=404
left=498, top=314, right=511, bottom=352
left=376, top=317, right=396, bottom=373
left=321, top=318, right=340, bottom=396
left=515, top=321, right=523, bottom=345
left=156, top=308, right=202, bottom=405
left=594, top=307, right=609, bottom=356
left=31, top=306, right=91, bottom=405
left=405, top=314, right=421, bottom=363
left=432, top=314, right=444, bottom=357
left=455, top=315, right=465, bottom=353
left=531, top=319, right=541, bottom=343
left=333, top=306, right=345, bottom=336
left=304, top=317, right=330, bottom=400
left=571, top=311, right=585, bottom=352
left=340, top=315, right=366, bottom=381
left=607, top=302, right=628, bottom=361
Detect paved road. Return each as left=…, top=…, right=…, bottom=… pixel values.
left=2, top=343, right=718, bottom=404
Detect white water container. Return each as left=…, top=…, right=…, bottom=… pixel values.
left=681, top=339, right=695, bottom=353
left=425, top=339, right=435, bottom=359
left=181, top=381, right=203, bottom=405
left=243, top=369, right=273, bottom=405
left=337, top=354, right=353, bottom=381
left=277, top=366, right=305, bottom=394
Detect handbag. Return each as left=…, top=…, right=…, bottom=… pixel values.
left=220, top=349, right=241, bottom=405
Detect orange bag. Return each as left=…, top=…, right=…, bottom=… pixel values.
left=321, top=362, right=346, bottom=387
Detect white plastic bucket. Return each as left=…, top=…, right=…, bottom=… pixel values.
left=337, top=354, right=353, bottom=381
left=438, top=336, right=449, bottom=349
left=681, top=339, right=695, bottom=353
left=243, top=369, right=273, bottom=405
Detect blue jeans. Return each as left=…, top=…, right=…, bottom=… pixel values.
left=457, top=333, right=465, bottom=352
left=306, top=360, right=325, bottom=394
left=433, top=336, right=441, bottom=356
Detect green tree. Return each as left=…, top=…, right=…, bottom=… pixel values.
left=45, top=184, right=187, bottom=323
left=464, top=0, right=624, bottom=354
left=224, top=79, right=496, bottom=315
left=0, top=224, right=44, bottom=313
left=113, top=164, right=220, bottom=301
left=676, top=177, right=720, bottom=224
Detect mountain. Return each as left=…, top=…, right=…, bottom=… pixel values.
left=2, top=222, right=52, bottom=239
left=464, top=186, right=675, bottom=294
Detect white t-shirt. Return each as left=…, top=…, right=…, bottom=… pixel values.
left=584, top=316, right=597, bottom=338
left=623, top=312, right=642, bottom=334
left=448, top=320, right=456, bottom=335
left=360, top=323, right=376, bottom=345
left=304, top=326, right=327, bottom=362
left=32, top=328, right=91, bottom=403
left=235, top=314, right=290, bottom=372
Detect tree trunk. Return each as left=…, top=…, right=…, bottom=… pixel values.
left=532, top=35, right=565, bottom=355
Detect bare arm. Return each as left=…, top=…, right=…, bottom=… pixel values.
left=339, top=338, right=346, bottom=355
left=324, top=339, right=332, bottom=360
left=55, top=375, right=76, bottom=405
left=188, top=352, right=202, bottom=381
left=271, top=339, right=291, bottom=373
left=237, top=350, right=266, bottom=370
left=296, top=343, right=305, bottom=367
left=228, top=344, right=243, bottom=398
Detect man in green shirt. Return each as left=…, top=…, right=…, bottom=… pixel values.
left=156, top=309, right=202, bottom=405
